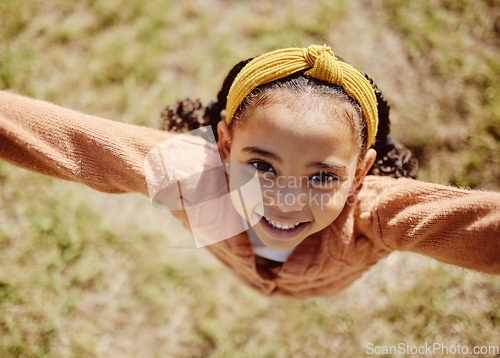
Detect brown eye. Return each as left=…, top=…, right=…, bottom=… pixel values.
left=250, top=161, right=275, bottom=174
left=309, top=172, right=339, bottom=186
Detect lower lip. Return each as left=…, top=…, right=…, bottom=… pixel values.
left=259, top=217, right=309, bottom=239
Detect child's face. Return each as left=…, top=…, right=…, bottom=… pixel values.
left=218, top=92, right=375, bottom=251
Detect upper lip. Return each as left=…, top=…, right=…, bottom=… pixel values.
left=261, top=215, right=310, bottom=226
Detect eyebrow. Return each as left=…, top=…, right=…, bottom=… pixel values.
left=242, top=146, right=347, bottom=172
left=242, top=146, right=281, bottom=162
left=307, top=161, right=347, bottom=172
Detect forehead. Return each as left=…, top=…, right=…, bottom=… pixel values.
left=233, top=92, right=361, bottom=162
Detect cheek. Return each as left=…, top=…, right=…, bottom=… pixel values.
left=312, top=194, right=346, bottom=221
left=310, top=184, right=352, bottom=224
left=226, top=162, right=265, bottom=225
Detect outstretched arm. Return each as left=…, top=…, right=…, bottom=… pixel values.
left=362, top=177, right=500, bottom=274
left=0, top=90, right=174, bottom=195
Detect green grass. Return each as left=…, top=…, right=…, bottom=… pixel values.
left=0, top=0, right=499, bottom=357
left=377, top=0, right=500, bottom=189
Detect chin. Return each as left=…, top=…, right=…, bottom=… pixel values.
left=259, top=236, right=303, bottom=251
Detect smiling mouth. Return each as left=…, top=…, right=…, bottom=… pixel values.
left=264, top=217, right=303, bottom=230
left=259, top=216, right=310, bottom=239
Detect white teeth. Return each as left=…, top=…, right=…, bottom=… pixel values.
left=264, top=217, right=301, bottom=230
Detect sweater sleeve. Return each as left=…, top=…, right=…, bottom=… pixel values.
left=0, top=90, right=174, bottom=195
left=371, top=177, right=500, bottom=274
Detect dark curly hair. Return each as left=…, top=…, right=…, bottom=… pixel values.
left=161, top=56, right=418, bottom=179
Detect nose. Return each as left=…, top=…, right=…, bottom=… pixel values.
left=264, top=180, right=307, bottom=213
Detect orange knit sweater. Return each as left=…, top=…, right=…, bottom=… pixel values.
left=1, top=91, right=499, bottom=299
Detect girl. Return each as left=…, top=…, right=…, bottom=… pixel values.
left=1, top=45, right=498, bottom=299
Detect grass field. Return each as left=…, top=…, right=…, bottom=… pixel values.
left=0, top=0, right=499, bottom=357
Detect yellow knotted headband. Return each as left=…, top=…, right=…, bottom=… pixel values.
left=225, top=45, right=379, bottom=148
